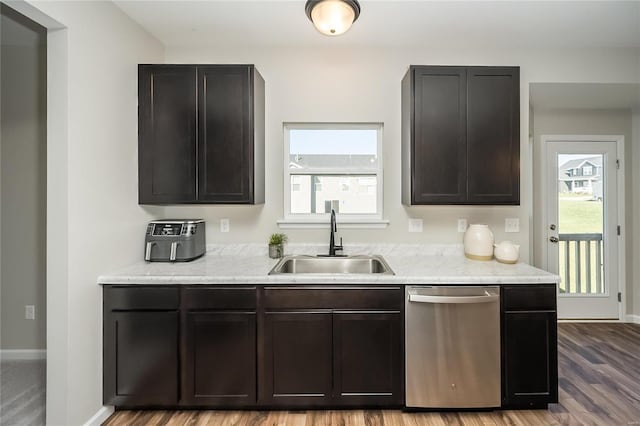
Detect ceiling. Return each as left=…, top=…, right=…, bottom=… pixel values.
left=113, top=1, right=640, bottom=49
left=530, top=83, right=640, bottom=110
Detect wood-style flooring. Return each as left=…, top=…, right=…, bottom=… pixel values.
left=104, top=323, right=640, bottom=426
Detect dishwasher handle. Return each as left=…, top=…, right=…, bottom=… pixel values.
left=408, top=293, right=499, bottom=304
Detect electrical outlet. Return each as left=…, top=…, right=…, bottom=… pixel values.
left=505, top=218, right=520, bottom=233
left=408, top=218, right=423, bottom=233
left=220, top=219, right=230, bottom=233
left=25, top=305, right=35, bottom=320
left=458, top=219, right=468, bottom=233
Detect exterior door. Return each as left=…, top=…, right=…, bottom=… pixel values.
left=545, top=139, right=621, bottom=319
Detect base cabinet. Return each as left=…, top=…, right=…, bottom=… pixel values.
left=258, top=286, right=404, bottom=407
left=181, top=286, right=257, bottom=407
left=182, top=312, right=256, bottom=406
left=103, top=287, right=179, bottom=407
left=261, top=311, right=333, bottom=406
left=502, top=285, right=558, bottom=408
left=333, top=312, right=403, bottom=406
left=103, top=284, right=556, bottom=410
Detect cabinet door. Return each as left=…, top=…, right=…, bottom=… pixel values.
left=503, top=311, right=558, bottom=407
left=103, top=311, right=179, bottom=406
left=197, top=65, right=253, bottom=203
left=411, top=66, right=467, bottom=204
left=138, top=65, right=197, bottom=203
left=183, top=311, right=256, bottom=406
left=333, top=312, right=403, bottom=406
left=260, top=311, right=332, bottom=407
left=467, top=67, right=520, bottom=204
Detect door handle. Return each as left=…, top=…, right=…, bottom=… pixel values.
left=549, top=236, right=559, bottom=243
left=408, top=294, right=499, bottom=304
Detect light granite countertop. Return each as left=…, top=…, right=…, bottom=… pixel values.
left=98, top=244, right=560, bottom=286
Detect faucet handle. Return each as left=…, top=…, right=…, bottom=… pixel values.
left=336, top=237, right=344, bottom=252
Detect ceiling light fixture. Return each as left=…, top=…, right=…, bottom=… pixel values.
left=305, top=0, right=361, bottom=36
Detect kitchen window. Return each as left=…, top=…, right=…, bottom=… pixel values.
left=278, top=123, right=387, bottom=228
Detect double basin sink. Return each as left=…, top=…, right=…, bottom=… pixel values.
left=268, top=254, right=394, bottom=275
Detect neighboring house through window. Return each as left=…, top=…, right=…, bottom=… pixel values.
left=280, top=123, right=385, bottom=227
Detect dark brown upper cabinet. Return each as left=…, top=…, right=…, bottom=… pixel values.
left=402, top=65, right=520, bottom=205
left=138, top=64, right=265, bottom=204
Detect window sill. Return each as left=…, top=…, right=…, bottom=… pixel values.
left=277, top=218, right=390, bottom=229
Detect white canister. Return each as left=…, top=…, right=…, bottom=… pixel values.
left=494, top=241, right=520, bottom=264
left=463, top=224, right=494, bottom=261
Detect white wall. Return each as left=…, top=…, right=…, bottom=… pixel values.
left=163, top=46, right=640, bottom=266
left=0, top=6, right=46, bottom=350
left=531, top=108, right=634, bottom=315
left=16, top=1, right=165, bottom=424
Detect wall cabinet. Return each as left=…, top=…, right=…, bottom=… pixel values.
left=501, top=285, right=558, bottom=408
left=138, top=64, right=264, bottom=204
left=401, top=65, right=520, bottom=205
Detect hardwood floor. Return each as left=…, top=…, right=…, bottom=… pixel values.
left=104, top=323, right=640, bottom=426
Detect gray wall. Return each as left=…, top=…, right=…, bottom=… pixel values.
left=0, top=6, right=47, bottom=351
left=531, top=108, right=635, bottom=316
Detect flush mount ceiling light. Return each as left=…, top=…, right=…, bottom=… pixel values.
left=305, top=0, right=361, bottom=36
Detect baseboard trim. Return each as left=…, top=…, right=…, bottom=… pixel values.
left=625, top=314, right=640, bottom=324
left=0, top=349, right=46, bottom=360
left=84, top=406, right=114, bottom=426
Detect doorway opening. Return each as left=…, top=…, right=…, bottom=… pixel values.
left=0, top=3, right=47, bottom=424
left=530, top=82, right=639, bottom=321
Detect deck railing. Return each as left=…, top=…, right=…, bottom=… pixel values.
left=558, top=233, right=603, bottom=294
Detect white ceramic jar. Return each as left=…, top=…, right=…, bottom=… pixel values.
left=494, top=241, right=520, bottom=264
left=463, top=224, right=494, bottom=261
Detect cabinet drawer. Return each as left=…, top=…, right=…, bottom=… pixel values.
left=104, top=286, right=179, bottom=310
left=263, top=286, right=403, bottom=310
left=502, top=285, right=557, bottom=311
left=183, top=287, right=256, bottom=310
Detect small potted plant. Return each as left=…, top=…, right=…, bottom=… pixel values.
left=268, top=233, right=288, bottom=259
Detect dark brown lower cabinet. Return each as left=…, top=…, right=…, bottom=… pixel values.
left=182, top=311, right=256, bottom=406
left=333, top=311, right=403, bottom=406
left=103, top=284, right=556, bottom=410
left=502, top=285, right=558, bottom=408
left=261, top=311, right=333, bottom=407
left=103, top=310, right=179, bottom=406
left=258, top=286, right=404, bottom=408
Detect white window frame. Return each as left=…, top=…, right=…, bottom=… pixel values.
left=278, top=122, right=388, bottom=229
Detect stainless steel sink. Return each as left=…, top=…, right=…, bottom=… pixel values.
left=268, top=255, right=394, bottom=275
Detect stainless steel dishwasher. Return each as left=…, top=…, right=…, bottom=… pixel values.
left=405, top=286, right=501, bottom=409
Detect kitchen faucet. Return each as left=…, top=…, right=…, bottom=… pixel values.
left=328, top=209, right=344, bottom=256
